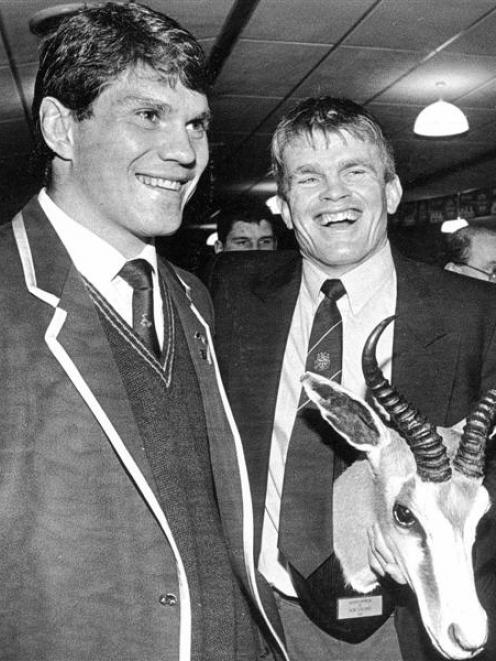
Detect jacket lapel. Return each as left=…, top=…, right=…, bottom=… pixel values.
left=17, top=199, right=162, bottom=501
left=393, top=253, right=460, bottom=424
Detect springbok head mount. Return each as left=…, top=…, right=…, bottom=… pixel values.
left=302, top=316, right=496, bottom=661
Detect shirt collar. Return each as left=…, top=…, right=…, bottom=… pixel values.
left=301, top=241, right=395, bottom=315
left=38, top=188, right=158, bottom=284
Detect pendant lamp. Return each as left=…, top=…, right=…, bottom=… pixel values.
left=414, top=82, right=469, bottom=137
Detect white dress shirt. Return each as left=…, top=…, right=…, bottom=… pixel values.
left=258, top=242, right=397, bottom=596
left=38, top=189, right=164, bottom=349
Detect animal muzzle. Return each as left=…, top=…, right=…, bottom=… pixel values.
left=422, top=594, right=487, bottom=659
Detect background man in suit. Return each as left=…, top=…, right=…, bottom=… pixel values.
left=209, top=97, right=496, bottom=660
left=0, top=3, right=289, bottom=659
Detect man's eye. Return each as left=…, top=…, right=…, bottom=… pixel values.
left=136, top=110, right=159, bottom=124
left=298, top=176, right=319, bottom=185
left=187, top=120, right=208, bottom=138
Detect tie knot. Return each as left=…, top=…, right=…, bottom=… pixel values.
left=321, top=278, right=345, bottom=302
left=119, top=259, right=154, bottom=292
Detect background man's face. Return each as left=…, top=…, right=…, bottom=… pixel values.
left=58, top=64, right=210, bottom=255
left=279, top=130, right=402, bottom=276
left=461, top=233, right=496, bottom=281
left=215, top=219, right=277, bottom=253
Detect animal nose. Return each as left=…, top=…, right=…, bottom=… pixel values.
left=448, top=622, right=487, bottom=654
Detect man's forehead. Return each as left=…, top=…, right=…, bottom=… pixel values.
left=98, top=63, right=209, bottom=108
left=230, top=220, right=273, bottom=235
left=284, top=128, right=378, bottom=156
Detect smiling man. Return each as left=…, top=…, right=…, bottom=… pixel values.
left=209, top=97, right=496, bottom=660
left=0, top=3, right=289, bottom=660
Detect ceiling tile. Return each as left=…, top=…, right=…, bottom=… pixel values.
left=209, top=94, right=282, bottom=134
left=295, top=46, right=419, bottom=103
left=395, top=138, right=492, bottom=183
left=138, top=0, right=233, bottom=39
left=346, top=0, right=496, bottom=50
left=367, top=103, right=421, bottom=139
left=445, top=9, right=496, bottom=56
left=375, top=51, right=496, bottom=104
left=0, top=0, right=225, bottom=66
left=457, top=76, right=496, bottom=108
left=0, top=1, right=46, bottom=66
left=213, top=40, right=330, bottom=96
left=242, top=0, right=376, bottom=43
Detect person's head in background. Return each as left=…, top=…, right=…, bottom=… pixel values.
left=445, top=225, right=496, bottom=282
left=214, top=199, right=278, bottom=253
left=271, top=96, right=402, bottom=277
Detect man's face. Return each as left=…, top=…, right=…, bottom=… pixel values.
left=215, top=219, right=277, bottom=253
left=279, top=130, right=402, bottom=276
left=52, top=64, right=209, bottom=255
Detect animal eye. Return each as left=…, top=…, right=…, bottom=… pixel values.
left=393, top=503, right=416, bottom=528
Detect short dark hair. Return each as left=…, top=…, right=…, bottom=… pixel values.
left=216, top=199, right=275, bottom=244
left=32, top=1, right=209, bottom=181
left=445, top=225, right=496, bottom=265
left=271, top=96, right=396, bottom=198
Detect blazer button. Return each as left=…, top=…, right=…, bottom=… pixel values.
left=159, top=593, right=177, bottom=606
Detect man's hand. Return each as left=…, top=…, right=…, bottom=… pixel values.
left=367, top=523, right=408, bottom=585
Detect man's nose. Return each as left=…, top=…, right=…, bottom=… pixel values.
left=157, top=126, right=196, bottom=165
left=319, top=175, right=349, bottom=200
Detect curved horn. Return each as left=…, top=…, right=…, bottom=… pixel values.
left=453, top=389, right=496, bottom=478
left=362, top=316, right=451, bottom=482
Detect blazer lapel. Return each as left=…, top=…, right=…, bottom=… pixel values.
left=18, top=200, right=160, bottom=499
left=56, top=268, right=161, bottom=494
left=393, top=254, right=460, bottom=424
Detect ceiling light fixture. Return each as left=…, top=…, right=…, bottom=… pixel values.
left=413, top=82, right=469, bottom=137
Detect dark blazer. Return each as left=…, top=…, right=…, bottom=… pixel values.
left=208, top=248, right=496, bottom=661
left=0, top=197, right=288, bottom=661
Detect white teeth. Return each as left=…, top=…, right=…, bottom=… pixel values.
left=136, top=174, right=182, bottom=191
left=320, top=210, right=360, bottom=224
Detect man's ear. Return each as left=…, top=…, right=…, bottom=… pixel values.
left=214, top=240, right=224, bottom=254
left=39, top=96, right=77, bottom=162
left=385, top=175, right=402, bottom=215
left=279, top=196, right=294, bottom=230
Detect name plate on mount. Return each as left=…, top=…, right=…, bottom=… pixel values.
left=337, top=595, right=383, bottom=619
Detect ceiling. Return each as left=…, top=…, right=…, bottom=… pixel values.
left=2, top=0, right=496, bottom=222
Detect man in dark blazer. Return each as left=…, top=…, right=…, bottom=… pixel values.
left=0, top=4, right=289, bottom=660
left=208, top=97, right=496, bottom=660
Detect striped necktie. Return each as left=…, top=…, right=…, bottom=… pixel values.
left=278, top=278, right=346, bottom=577
left=119, top=259, right=160, bottom=357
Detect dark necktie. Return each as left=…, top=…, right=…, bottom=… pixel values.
left=278, top=278, right=346, bottom=577
left=119, top=259, right=160, bottom=357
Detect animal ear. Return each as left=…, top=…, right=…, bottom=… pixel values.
left=301, top=372, right=390, bottom=452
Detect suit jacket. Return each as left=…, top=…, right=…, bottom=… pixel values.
left=208, top=247, right=496, bottom=661
left=0, top=197, right=288, bottom=661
